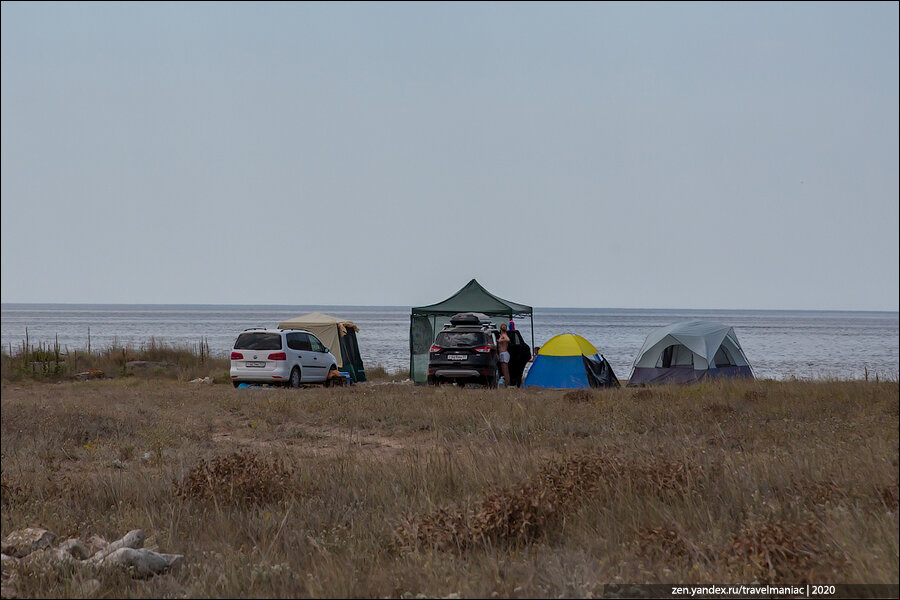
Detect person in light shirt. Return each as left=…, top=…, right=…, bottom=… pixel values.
left=497, top=323, right=511, bottom=387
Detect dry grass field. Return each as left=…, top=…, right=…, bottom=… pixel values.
left=1, top=377, right=897, bottom=597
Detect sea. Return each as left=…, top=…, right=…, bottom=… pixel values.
left=1, top=304, right=898, bottom=381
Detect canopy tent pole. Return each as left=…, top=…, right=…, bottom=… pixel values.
left=530, top=314, right=534, bottom=350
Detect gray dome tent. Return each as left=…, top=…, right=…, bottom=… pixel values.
left=628, top=320, right=753, bottom=386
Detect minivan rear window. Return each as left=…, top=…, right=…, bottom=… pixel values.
left=234, top=332, right=282, bottom=350
left=435, top=331, right=487, bottom=348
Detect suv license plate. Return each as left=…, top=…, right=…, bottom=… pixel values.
left=448, top=354, right=467, bottom=361
left=246, top=361, right=266, bottom=367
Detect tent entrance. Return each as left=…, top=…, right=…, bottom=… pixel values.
left=714, top=345, right=736, bottom=367
left=656, top=344, right=694, bottom=368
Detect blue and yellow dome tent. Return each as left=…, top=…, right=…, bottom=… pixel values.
left=523, top=334, right=620, bottom=389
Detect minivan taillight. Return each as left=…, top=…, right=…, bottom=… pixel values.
left=231, top=352, right=243, bottom=360
left=429, top=345, right=441, bottom=353
left=268, top=352, right=286, bottom=361
left=474, top=346, right=493, bottom=353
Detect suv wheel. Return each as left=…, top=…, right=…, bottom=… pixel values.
left=232, top=381, right=240, bottom=388
left=289, top=367, right=301, bottom=388
left=485, top=372, right=499, bottom=389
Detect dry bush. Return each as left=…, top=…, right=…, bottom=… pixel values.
left=394, top=452, right=613, bottom=552
left=636, top=518, right=851, bottom=582
left=394, top=452, right=702, bottom=553
left=175, top=451, right=298, bottom=506
left=365, top=364, right=408, bottom=381
left=722, top=520, right=848, bottom=584
left=469, top=452, right=611, bottom=545
left=393, top=506, right=470, bottom=553
left=362, top=364, right=390, bottom=380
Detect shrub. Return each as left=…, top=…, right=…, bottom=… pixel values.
left=175, top=451, right=298, bottom=506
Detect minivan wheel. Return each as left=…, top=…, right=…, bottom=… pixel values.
left=232, top=381, right=240, bottom=388
left=289, top=367, right=301, bottom=388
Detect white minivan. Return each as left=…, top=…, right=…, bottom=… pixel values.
left=230, top=328, right=337, bottom=388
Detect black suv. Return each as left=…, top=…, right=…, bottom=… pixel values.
left=427, top=313, right=530, bottom=387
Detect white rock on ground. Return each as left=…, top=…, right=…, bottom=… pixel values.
left=90, top=529, right=146, bottom=562
left=86, top=535, right=108, bottom=556
left=1, top=529, right=56, bottom=559
left=98, top=548, right=184, bottom=578
left=0, top=527, right=182, bottom=590
left=55, top=539, right=91, bottom=562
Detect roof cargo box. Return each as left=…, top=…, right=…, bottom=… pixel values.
left=449, top=312, right=493, bottom=326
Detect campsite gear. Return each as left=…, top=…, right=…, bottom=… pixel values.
left=427, top=312, right=529, bottom=388
left=522, top=333, right=620, bottom=389
left=410, top=279, right=533, bottom=384
left=450, top=312, right=494, bottom=327
left=325, top=369, right=351, bottom=387
left=277, top=313, right=367, bottom=383
left=627, top=320, right=753, bottom=386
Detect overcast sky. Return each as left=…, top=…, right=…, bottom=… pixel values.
left=2, top=2, right=897, bottom=310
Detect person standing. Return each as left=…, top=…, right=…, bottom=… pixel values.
left=497, top=322, right=511, bottom=387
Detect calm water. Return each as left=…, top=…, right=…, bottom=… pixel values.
left=1, top=304, right=898, bottom=381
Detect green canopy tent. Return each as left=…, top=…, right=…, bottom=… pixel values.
left=409, top=279, right=533, bottom=384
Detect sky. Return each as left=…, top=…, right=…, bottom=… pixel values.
left=1, top=2, right=898, bottom=311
